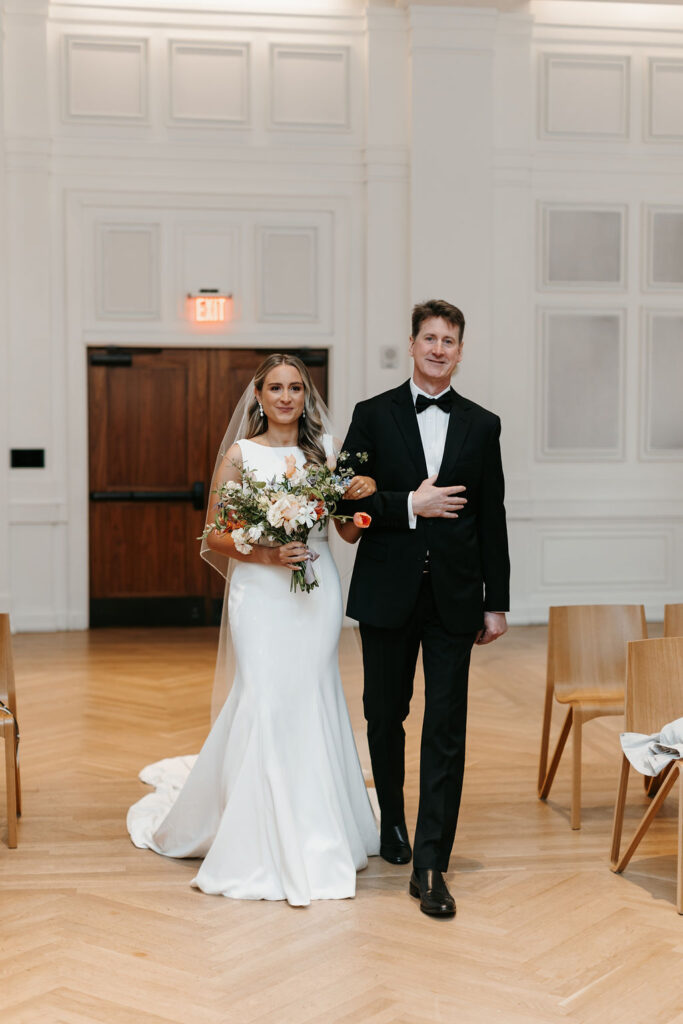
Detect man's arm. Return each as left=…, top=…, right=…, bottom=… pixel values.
left=473, top=418, right=510, bottom=645
left=477, top=417, right=510, bottom=614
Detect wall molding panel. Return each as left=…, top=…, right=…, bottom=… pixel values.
left=539, top=53, right=630, bottom=140
left=168, top=41, right=249, bottom=126
left=539, top=527, right=672, bottom=590
left=646, top=58, right=683, bottom=142
left=256, top=226, right=319, bottom=323
left=94, top=222, right=161, bottom=321
left=537, top=308, right=626, bottom=461
left=63, top=35, right=149, bottom=123
left=640, top=310, right=683, bottom=460
left=269, top=45, right=351, bottom=131
left=539, top=203, right=626, bottom=291
left=643, top=205, right=683, bottom=291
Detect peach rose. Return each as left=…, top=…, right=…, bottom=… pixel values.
left=353, top=512, right=372, bottom=529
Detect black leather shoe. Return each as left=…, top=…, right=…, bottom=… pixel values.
left=409, top=869, right=456, bottom=917
left=379, top=823, right=412, bottom=864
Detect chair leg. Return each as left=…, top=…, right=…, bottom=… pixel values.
left=4, top=723, right=18, bottom=848
left=571, top=707, right=583, bottom=830
left=539, top=707, right=573, bottom=801
left=677, top=765, right=682, bottom=915
left=614, top=764, right=679, bottom=874
left=610, top=754, right=630, bottom=868
left=538, top=680, right=554, bottom=795
left=15, top=743, right=21, bottom=818
left=644, top=759, right=674, bottom=799
left=644, top=775, right=658, bottom=796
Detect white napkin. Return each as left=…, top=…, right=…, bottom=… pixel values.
left=620, top=717, right=683, bottom=776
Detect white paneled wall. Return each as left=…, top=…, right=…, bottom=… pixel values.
left=520, top=0, right=683, bottom=620
left=1, top=0, right=682, bottom=630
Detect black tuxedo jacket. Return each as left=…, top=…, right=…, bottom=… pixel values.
left=340, top=381, right=510, bottom=633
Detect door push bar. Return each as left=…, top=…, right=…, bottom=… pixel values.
left=90, top=481, right=205, bottom=511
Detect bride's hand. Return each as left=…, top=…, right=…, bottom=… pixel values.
left=344, top=475, right=377, bottom=500
left=274, top=542, right=309, bottom=569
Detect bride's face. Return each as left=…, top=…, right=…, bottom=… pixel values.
left=258, top=365, right=306, bottom=426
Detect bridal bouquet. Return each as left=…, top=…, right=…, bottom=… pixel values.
left=201, top=451, right=371, bottom=593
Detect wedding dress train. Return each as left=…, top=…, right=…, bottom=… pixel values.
left=127, top=437, right=379, bottom=906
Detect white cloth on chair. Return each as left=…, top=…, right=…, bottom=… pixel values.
left=620, top=717, right=683, bottom=776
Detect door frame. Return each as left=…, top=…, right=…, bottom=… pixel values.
left=64, top=188, right=364, bottom=628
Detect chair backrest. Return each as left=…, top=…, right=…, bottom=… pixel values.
left=0, top=614, right=17, bottom=719
left=625, top=636, right=683, bottom=734
left=548, top=605, right=647, bottom=695
left=663, top=604, right=683, bottom=638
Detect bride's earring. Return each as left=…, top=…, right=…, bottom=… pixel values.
left=258, top=401, right=264, bottom=418
left=302, top=406, right=307, bottom=421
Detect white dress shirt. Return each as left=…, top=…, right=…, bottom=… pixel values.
left=407, top=377, right=451, bottom=529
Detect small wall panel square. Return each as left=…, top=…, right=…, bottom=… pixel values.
left=645, top=207, right=683, bottom=289
left=170, top=42, right=248, bottom=125
left=541, top=205, right=625, bottom=289
left=541, top=531, right=669, bottom=587
left=180, top=226, right=240, bottom=311
left=64, top=37, right=147, bottom=122
left=270, top=46, right=349, bottom=130
left=643, top=313, right=683, bottom=457
left=539, top=311, right=623, bottom=459
left=647, top=59, right=683, bottom=141
left=257, top=228, right=317, bottom=321
left=96, top=224, right=160, bottom=320
left=540, top=55, right=629, bottom=139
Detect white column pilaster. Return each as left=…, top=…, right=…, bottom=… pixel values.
left=409, top=5, right=499, bottom=406
left=362, top=6, right=411, bottom=402
left=4, top=1, right=65, bottom=629
left=0, top=7, right=9, bottom=615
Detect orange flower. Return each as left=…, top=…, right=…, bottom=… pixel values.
left=284, top=454, right=297, bottom=479
left=353, top=512, right=372, bottom=528
left=224, top=512, right=246, bottom=533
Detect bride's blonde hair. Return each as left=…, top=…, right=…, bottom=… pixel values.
left=246, top=353, right=327, bottom=466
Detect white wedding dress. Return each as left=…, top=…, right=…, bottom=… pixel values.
left=127, top=437, right=379, bottom=906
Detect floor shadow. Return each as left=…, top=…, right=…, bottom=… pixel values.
left=612, top=854, right=678, bottom=908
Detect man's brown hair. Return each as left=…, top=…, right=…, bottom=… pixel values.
left=411, top=299, right=465, bottom=342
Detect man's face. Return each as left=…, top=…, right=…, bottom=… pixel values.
left=409, top=316, right=463, bottom=384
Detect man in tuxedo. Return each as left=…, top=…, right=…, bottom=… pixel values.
left=341, top=299, right=509, bottom=918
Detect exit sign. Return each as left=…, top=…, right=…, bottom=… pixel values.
left=188, top=294, right=232, bottom=324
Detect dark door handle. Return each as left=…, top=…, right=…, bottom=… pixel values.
left=90, top=481, right=205, bottom=511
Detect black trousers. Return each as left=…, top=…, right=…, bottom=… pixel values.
left=359, top=574, right=476, bottom=872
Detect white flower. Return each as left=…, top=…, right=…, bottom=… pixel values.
left=246, top=524, right=264, bottom=542
left=267, top=495, right=302, bottom=529
left=224, top=480, right=241, bottom=492
left=231, top=528, right=253, bottom=555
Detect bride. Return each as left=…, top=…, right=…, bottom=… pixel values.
left=127, top=353, right=380, bottom=905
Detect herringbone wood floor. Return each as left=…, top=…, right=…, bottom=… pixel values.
left=1, top=625, right=681, bottom=1024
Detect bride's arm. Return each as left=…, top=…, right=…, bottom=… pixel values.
left=204, top=445, right=307, bottom=567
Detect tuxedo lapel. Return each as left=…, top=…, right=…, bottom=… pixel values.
left=436, top=391, right=473, bottom=485
left=391, top=382, right=428, bottom=479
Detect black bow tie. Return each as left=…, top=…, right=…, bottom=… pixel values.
left=415, top=391, right=453, bottom=415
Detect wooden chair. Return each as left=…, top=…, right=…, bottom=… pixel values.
left=538, top=605, right=647, bottom=830
left=0, top=613, right=21, bottom=848
left=610, top=637, right=683, bottom=913
left=664, top=604, right=683, bottom=638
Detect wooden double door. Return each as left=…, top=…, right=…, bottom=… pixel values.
left=88, top=347, right=328, bottom=626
